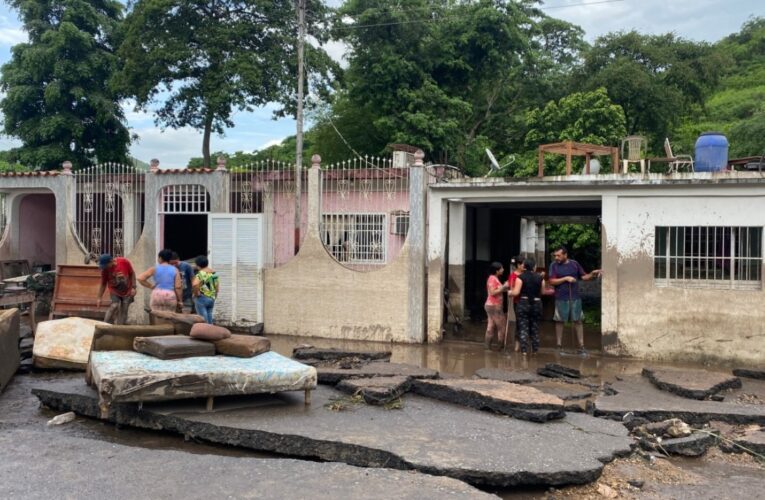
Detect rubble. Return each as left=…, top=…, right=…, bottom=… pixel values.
left=33, top=379, right=633, bottom=488
left=526, top=380, right=593, bottom=401
left=733, top=368, right=765, bottom=380
left=594, top=376, right=765, bottom=425
left=538, top=363, right=582, bottom=379
left=335, top=376, right=411, bottom=405
left=46, top=411, right=76, bottom=426
left=642, top=367, right=742, bottom=400
left=293, top=346, right=392, bottom=363
left=660, top=433, right=717, bottom=457
left=411, top=378, right=566, bottom=422
left=732, top=428, right=765, bottom=456
left=317, top=362, right=438, bottom=385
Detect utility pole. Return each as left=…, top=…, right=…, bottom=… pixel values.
left=294, top=0, right=306, bottom=255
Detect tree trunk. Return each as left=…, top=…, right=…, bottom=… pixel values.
left=202, top=114, right=213, bottom=168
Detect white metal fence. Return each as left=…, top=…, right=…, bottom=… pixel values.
left=229, top=160, right=307, bottom=268
left=320, top=156, right=410, bottom=272
left=74, top=163, right=145, bottom=257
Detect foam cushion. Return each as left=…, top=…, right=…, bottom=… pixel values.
left=133, top=335, right=215, bottom=360
left=214, top=335, right=271, bottom=358
left=190, top=323, right=232, bottom=341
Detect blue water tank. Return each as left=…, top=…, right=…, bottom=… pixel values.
left=694, top=132, right=729, bottom=172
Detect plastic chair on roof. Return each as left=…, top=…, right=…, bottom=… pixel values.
left=620, top=135, right=648, bottom=174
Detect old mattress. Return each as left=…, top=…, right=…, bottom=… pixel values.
left=34, top=317, right=109, bottom=370
left=90, top=350, right=317, bottom=408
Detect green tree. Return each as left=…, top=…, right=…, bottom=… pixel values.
left=580, top=31, right=723, bottom=151
left=117, top=0, right=337, bottom=168
left=0, top=0, right=130, bottom=170
left=521, top=88, right=626, bottom=176
left=675, top=18, right=765, bottom=157
left=327, top=0, right=554, bottom=175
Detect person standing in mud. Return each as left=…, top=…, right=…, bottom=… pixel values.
left=509, top=258, right=545, bottom=355
left=548, top=246, right=601, bottom=355
left=96, top=254, right=137, bottom=324
left=507, top=256, right=524, bottom=352
left=169, top=251, right=195, bottom=313
left=484, top=262, right=509, bottom=350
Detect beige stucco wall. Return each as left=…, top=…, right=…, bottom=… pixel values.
left=607, top=194, right=765, bottom=365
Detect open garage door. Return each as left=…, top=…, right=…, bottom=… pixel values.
left=208, top=214, right=264, bottom=325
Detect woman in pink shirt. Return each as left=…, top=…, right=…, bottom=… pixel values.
left=485, top=261, right=509, bottom=349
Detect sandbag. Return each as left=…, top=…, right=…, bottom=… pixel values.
left=133, top=336, right=215, bottom=360
left=190, top=323, right=232, bottom=341
left=214, top=335, right=271, bottom=358
left=34, top=317, right=109, bottom=370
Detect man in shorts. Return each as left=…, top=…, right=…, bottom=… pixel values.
left=96, top=254, right=137, bottom=324
left=547, top=246, right=601, bottom=355
left=170, top=251, right=195, bottom=313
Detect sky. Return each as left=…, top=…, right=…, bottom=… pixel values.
left=0, top=0, right=762, bottom=167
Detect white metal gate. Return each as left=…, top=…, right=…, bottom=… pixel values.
left=208, top=214, right=264, bottom=324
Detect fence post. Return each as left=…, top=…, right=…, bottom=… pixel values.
left=149, top=158, right=160, bottom=173
left=306, top=154, right=321, bottom=239
left=407, top=150, right=426, bottom=342
left=216, top=155, right=227, bottom=171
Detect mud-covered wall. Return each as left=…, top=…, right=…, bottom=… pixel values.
left=608, top=195, right=765, bottom=365
left=265, top=157, right=427, bottom=343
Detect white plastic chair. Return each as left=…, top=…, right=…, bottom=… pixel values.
left=621, top=136, right=647, bottom=173
left=664, top=138, right=694, bottom=173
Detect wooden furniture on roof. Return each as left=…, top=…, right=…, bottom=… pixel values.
left=537, top=141, right=619, bottom=177
left=49, top=265, right=110, bottom=320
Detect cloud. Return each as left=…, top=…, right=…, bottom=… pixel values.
left=0, top=27, right=26, bottom=45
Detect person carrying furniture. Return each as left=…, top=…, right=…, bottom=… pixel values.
left=96, top=254, right=137, bottom=325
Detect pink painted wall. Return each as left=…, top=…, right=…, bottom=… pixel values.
left=271, top=190, right=308, bottom=267
left=19, top=194, right=56, bottom=267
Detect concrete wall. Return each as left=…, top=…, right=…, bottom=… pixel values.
left=604, top=194, right=765, bottom=365
left=264, top=156, right=426, bottom=343
left=428, top=172, right=765, bottom=363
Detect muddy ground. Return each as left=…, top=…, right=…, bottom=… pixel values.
left=2, top=322, right=764, bottom=499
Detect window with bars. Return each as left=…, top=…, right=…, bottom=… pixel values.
left=160, top=185, right=210, bottom=213
left=654, top=226, right=763, bottom=290
left=321, top=213, right=386, bottom=264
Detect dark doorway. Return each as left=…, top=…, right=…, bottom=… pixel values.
left=163, top=214, right=207, bottom=260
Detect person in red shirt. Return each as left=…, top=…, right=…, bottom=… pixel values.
left=96, top=254, right=137, bottom=324
left=484, top=261, right=509, bottom=350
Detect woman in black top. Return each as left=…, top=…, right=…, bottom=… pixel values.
left=509, top=258, right=545, bottom=354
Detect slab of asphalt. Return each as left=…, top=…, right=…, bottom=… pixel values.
left=317, top=362, right=439, bottom=384
left=336, top=375, right=411, bottom=405
left=410, top=378, right=566, bottom=422
left=642, top=367, right=742, bottom=400
left=33, top=378, right=633, bottom=489
left=0, top=429, right=494, bottom=500
left=594, top=375, right=765, bottom=425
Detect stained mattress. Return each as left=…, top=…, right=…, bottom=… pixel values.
left=90, top=350, right=317, bottom=406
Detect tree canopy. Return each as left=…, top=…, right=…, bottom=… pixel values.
left=0, top=0, right=130, bottom=170
left=116, top=0, right=337, bottom=167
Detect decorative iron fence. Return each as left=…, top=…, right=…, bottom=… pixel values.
left=229, top=160, right=307, bottom=268
left=320, top=156, right=410, bottom=272
left=74, top=163, right=146, bottom=257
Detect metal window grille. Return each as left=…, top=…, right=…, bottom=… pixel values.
left=74, top=163, right=146, bottom=257
left=322, top=213, right=386, bottom=265
left=320, top=156, right=410, bottom=271
left=654, top=226, right=763, bottom=290
left=160, top=184, right=210, bottom=214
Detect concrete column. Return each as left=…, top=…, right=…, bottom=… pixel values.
left=307, top=155, right=321, bottom=239
left=426, top=191, right=447, bottom=343
left=600, top=195, right=619, bottom=349
left=447, top=200, right=466, bottom=317
left=407, top=150, right=426, bottom=343
left=57, top=167, right=74, bottom=266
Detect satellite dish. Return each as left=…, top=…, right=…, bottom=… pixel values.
left=486, top=148, right=500, bottom=171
